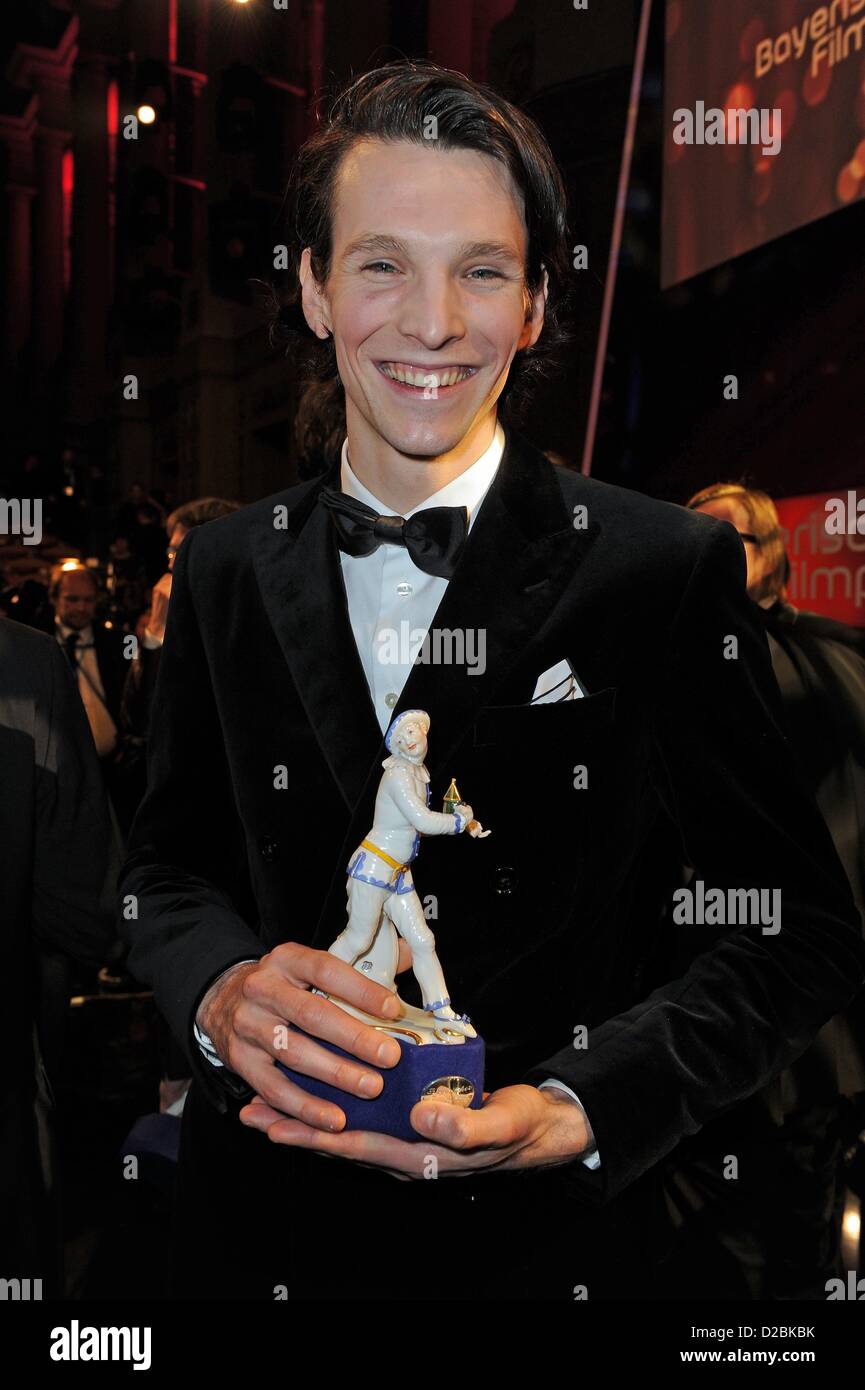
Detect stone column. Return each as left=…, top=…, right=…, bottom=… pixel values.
left=7, top=15, right=77, bottom=368
left=68, top=53, right=111, bottom=423
left=0, top=96, right=37, bottom=363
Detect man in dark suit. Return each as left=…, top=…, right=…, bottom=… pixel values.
left=51, top=561, right=127, bottom=760
left=51, top=560, right=135, bottom=837
left=0, top=620, right=114, bottom=1295
left=121, top=62, right=865, bottom=1301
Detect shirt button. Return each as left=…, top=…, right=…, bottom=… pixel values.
left=384, top=692, right=398, bottom=708
left=396, top=581, right=413, bottom=596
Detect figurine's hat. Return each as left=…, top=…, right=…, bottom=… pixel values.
left=384, top=708, right=430, bottom=752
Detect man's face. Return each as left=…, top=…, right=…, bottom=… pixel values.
left=694, top=497, right=769, bottom=600
left=57, top=571, right=97, bottom=629
left=301, top=138, right=546, bottom=460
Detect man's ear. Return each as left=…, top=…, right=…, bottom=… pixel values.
left=299, top=247, right=332, bottom=339
left=518, top=265, right=549, bottom=352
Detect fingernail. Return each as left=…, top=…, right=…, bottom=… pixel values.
left=376, top=1039, right=399, bottom=1064
left=358, top=1072, right=381, bottom=1097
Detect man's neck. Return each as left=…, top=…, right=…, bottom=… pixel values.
left=344, top=406, right=498, bottom=514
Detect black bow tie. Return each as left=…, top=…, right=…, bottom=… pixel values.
left=319, top=488, right=469, bottom=579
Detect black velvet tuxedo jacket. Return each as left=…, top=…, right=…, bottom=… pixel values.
left=121, top=429, right=865, bottom=1214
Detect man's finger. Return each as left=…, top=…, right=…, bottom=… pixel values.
left=270, top=941, right=403, bottom=1021
left=242, top=970, right=402, bottom=1069
left=408, top=1087, right=528, bottom=1151
left=240, top=1107, right=433, bottom=1173
left=240, top=1098, right=413, bottom=1180
left=266, top=1021, right=386, bottom=1101
left=236, top=1041, right=348, bottom=1132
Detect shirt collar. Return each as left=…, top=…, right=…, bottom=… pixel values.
left=339, top=421, right=505, bottom=533
left=56, top=619, right=94, bottom=645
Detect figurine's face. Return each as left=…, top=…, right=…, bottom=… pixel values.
left=395, top=720, right=428, bottom=761
left=300, top=137, right=547, bottom=461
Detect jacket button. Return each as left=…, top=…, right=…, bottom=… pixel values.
left=259, top=836, right=280, bottom=863
left=493, top=866, right=518, bottom=897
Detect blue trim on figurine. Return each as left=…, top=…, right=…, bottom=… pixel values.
left=424, top=997, right=450, bottom=1013
left=453, top=810, right=464, bottom=834
left=347, top=847, right=415, bottom=894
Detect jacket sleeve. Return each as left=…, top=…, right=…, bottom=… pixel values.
left=33, top=641, right=115, bottom=965
left=522, top=522, right=865, bottom=1203
left=120, top=643, right=161, bottom=740
left=119, top=529, right=263, bottom=1111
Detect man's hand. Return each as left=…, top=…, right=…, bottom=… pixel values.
left=238, top=1082, right=593, bottom=1179
left=196, top=943, right=404, bottom=1133
left=145, top=571, right=173, bottom=644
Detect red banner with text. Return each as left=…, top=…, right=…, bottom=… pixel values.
left=775, top=489, right=865, bottom=626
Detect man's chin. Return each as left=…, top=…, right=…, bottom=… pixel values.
left=375, top=419, right=477, bottom=461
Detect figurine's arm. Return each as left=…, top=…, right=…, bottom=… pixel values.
left=387, top=768, right=470, bottom=835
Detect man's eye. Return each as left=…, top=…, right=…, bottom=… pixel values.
left=467, top=267, right=502, bottom=281
left=363, top=261, right=399, bottom=273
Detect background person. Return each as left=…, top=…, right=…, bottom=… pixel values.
left=0, top=620, right=115, bottom=1297
left=665, top=481, right=865, bottom=1297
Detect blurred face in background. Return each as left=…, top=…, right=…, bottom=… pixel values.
left=692, top=496, right=775, bottom=606
left=167, top=524, right=188, bottom=573
left=56, top=570, right=98, bottom=629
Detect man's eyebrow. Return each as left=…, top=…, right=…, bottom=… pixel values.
left=341, top=234, right=408, bottom=260
left=340, top=233, right=524, bottom=266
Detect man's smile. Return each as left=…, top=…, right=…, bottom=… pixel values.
left=376, top=361, right=479, bottom=393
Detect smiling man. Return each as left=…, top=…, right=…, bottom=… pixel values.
left=121, top=62, right=865, bottom=1302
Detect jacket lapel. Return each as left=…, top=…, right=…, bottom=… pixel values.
left=396, top=428, right=602, bottom=790
left=251, top=464, right=385, bottom=814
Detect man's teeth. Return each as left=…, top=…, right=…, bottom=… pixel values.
left=380, top=364, right=474, bottom=387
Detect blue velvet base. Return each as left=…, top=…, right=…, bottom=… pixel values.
left=276, top=1029, right=485, bottom=1142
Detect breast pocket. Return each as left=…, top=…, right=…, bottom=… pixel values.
left=473, top=686, right=617, bottom=750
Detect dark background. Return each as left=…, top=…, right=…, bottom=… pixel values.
left=2, top=0, right=861, bottom=540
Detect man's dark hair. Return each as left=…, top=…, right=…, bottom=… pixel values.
left=270, top=60, right=572, bottom=444
left=166, top=496, right=241, bottom=535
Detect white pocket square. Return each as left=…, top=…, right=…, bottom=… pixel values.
left=530, top=658, right=585, bottom=704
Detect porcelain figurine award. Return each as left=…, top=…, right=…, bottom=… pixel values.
left=277, top=709, right=489, bottom=1140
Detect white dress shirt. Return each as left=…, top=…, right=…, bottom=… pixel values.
left=55, top=620, right=118, bottom=758
left=196, top=422, right=600, bottom=1168
left=339, top=423, right=504, bottom=733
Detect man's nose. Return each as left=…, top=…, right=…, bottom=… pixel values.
left=396, top=268, right=466, bottom=351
